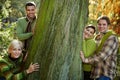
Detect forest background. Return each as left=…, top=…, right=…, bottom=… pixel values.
left=0, top=0, right=120, bottom=52
left=0, top=0, right=120, bottom=80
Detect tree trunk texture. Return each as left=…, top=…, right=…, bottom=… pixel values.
left=25, top=0, right=88, bottom=80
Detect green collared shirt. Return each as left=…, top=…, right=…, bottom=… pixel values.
left=15, top=17, right=36, bottom=41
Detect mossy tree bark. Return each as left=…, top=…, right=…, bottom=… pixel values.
left=25, top=0, right=88, bottom=80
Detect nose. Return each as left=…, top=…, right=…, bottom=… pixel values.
left=16, top=50, right=21, bottom=53
left=100, top=24, right=104, bottom=27
left=88, top=31, right=91, bottom=35
left=15, top=50, right=19, bottom=54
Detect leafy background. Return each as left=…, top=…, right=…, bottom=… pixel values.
left=0, top=0, right=120, bottom=79
left=0, top=0, right=120, bottom=66
left=0, top=0, right=120, bottom=55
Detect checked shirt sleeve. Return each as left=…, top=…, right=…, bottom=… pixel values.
left=88, top=35, right=118, bottom=64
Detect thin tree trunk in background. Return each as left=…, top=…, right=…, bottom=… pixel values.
left=25, top=0, right=88, bottom=80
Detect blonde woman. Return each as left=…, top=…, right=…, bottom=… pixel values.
left=0, top=40, right=39, bottom=80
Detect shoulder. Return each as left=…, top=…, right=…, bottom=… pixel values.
left=108, top=35, right=118, bottom=40
left=0, top=56, right=10, bottom=70
left=85, top=39, right=96, bottom=47
left=18, top=17, right=26, bottom=20
left=17, top=17, right=26, bottom=22
left=106, top=35, right=119, bottom=45
left=0, top=55, right=9, bottom=64
left=86, top=38, right=96, bottom=43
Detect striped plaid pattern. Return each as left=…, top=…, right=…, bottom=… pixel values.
left=88, top=35, right=119, bottom=80
left=0, top=55, right=27, bottom=80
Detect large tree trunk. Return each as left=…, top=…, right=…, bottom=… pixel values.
left=25, top=0, right=88, bottom=80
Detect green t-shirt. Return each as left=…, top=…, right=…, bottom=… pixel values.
left=83, top=38, right=97, bottom=71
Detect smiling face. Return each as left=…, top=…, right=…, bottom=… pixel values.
left=97, top=16, right=110, bottom=33
left=97, top=19, right=108, bottom=33
left=26, top=5, right=36, bottom=19
left=84, top=27, right=95, bottom=39
left=8, top=40, right=23, bottom=59
left=9, top=45, right=22, bottom=59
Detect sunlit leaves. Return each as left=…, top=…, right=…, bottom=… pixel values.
left=89, top=0, right=120, bottom=35
left=0, top=23, right=15, bottom=53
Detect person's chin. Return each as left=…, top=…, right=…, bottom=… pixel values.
left=29, top=15, right=35, bottom=18
left=14, top=56, right=19, bottom=59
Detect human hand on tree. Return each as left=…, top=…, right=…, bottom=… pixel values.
left=80, top=51, right=85, bottom=62
left=26, top=63, right=39, bottom=74
left=80, top=51, right=89, bottom=63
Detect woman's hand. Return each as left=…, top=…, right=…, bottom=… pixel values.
left=80, top=51, right=85, bottom=62
left=80, top=51, right=89, bottom=63
left=26, top=63, right=39, bottom=74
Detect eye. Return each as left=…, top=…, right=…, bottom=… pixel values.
left=90, top=31, right=94, bottom=34
left=98, top=23, right=101, bottom=26
left=13, top=48, right=16, bottom=51
left=18, top=49, right=22, bottom=51
left=86, top=29, right=90, bottom=32
left=103, top=24, right=107, bottom=26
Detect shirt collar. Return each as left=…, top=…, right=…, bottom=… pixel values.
left=26, top=16, right=36, bottom=22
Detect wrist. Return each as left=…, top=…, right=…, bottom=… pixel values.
left=84, top=58, right=89, bottom=63
left=26, top=69, right=30, bottom=74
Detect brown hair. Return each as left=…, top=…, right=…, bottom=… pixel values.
left=25, top=1, right=36, bottom=9
left=85, top=25, right=96, bottom=34
left=97, top=16, right=110, bottom=25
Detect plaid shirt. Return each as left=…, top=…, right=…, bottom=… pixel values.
left=88, top=35, right=119, bottom=80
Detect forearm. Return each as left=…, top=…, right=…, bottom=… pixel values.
left=80, top=51, right=91, bottom=63
left=11, top=71, right=27, bottom=80
left=16, top=32, right=33, bottom=40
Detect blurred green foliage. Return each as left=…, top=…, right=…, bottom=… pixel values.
left=0, top=0, right=40, bottom=54
left=0, top=22, right=15, bottom=54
